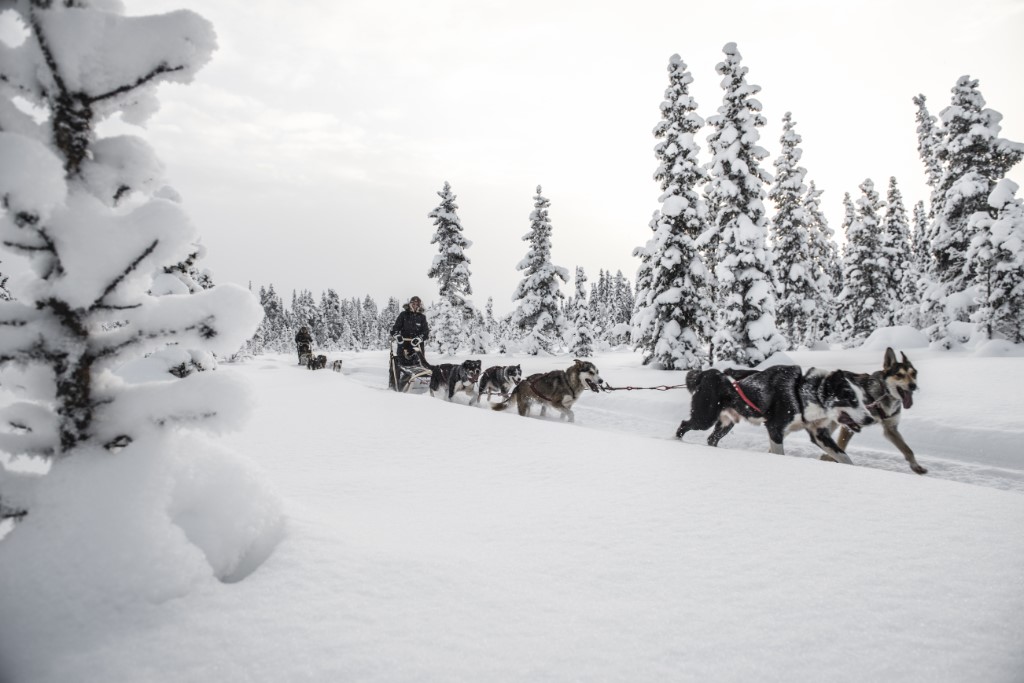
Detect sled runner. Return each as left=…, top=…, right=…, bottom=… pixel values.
left=297, top=341, right=313, bottom=366
left=388, top=336, right=433, bottom=393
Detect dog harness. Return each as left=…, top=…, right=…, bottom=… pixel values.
left=864, top=394, right=898, bottom=420
left=731, top=380, right=763, bottom=414
left=528, top=374, right=574, bottom=405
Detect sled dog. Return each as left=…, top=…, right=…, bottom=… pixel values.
left=472, top=364, right=523, bottom=405
left=675, top=364, right=873, bottom=464
left=331, top=359, right=343, bottom=373
left=307, top=354, right=327, bottom=370
left=492, top=360, right=603, bottom=423
left=430, top=360, right=483, bottom=401
left=838, top=347, right=925, bottom=474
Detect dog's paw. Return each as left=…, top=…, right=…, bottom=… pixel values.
left=912, top=464, right=928, bottom=475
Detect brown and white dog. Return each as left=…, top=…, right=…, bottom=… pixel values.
left=836, top=347, right=925, bottom=474
left=492, top=360, right=603, bottom=423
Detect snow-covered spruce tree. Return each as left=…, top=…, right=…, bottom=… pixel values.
left=608, top=270, right=633, bottom=344
left=837, top=180, right=889, bottom=343
left=484, top=296, right=497, bottom=339
left=319, top=289, right=343, bottom=350
left=567, top=266, right=595, bottom=357
left=632, top=54, right=715, bottom=369
left=912, top=94, right=944, bottom=219
left=801, top=180, right=840, bottom=344
left=704, top=43, right=784, bottom=366
left=150, top=238, right=221, bottom=376
left=769, top=112, right=819, bottom=348
left=359, top=295, right=382, bottom=349
left=291, top=289, right=318, bottom=338
left=966, top=179, right=1024, bottom=343
left=926, top=76, right=1024, bottom=342
left=907, top=200, right=933, bottom=329
left=588, top=273, right=606, bottom=344
left=881, top=177, right=916, bottom=326
left=510, top=186, right=569, bottom=354
left=0, top=0, right=270, bottom=599
left=427, top=181, right=476, bottom=354
left=253, top=283, right=290, bottom=353
left=629, top=211, right=658, bottom=352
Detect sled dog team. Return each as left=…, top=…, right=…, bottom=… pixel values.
left=416, top=348, right=924, bottom=475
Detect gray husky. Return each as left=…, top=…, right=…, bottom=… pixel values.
left=837, top=347, right=926, bottom=474
left=492, top=360, right=603, bottom=423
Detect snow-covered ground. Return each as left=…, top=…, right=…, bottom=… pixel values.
left=2, top=338, right=1023, bottom=682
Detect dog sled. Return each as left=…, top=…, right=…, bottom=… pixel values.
left=297, top=341, right=313, bottom=366
left=388, top=336, right=433, bottom=393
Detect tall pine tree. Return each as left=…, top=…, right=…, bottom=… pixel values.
left=926, top=76, right=1023, bottom=342
left=427, top=181, right=475, bottom=354
left=838, top=180, right=888, bottom=342
left=511, top=186, right=569, bottom=354
left=567, top=267, right=595, bottom=357
left=769, top=112, right=817, bottom=348
left=966, top=179, right=1024, bottom=343
left=632, top=55, right=715, bottom=369
left=802, top=181, right=841, bottom=344
left=881, top=177, right=915, bottom=326
left=704, top=43, right=784, bottom=365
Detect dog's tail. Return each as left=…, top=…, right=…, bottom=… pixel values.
left=491, top=384, right=519, bottom=412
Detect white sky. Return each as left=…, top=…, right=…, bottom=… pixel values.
left=112, top=0, right=1024, bottom=314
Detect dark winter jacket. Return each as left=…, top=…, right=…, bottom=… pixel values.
left=294, top=329, right=312, bottom=345
left=391, top=305, right=429, bottom=341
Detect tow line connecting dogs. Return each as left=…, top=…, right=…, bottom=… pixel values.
left=492, top=360, right=603, bottom=423
left=674, top=364, right=874, bottom=464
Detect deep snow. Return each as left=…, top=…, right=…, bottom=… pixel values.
left=2, top=334, right=1023, bottom=682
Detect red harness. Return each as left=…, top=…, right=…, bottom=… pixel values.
left=731, top=380, right=763, bottom=414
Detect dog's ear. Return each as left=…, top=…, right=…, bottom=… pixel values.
left=901, top=351, right=913, bottom=368
left=883, top=347, right=897, bottom=370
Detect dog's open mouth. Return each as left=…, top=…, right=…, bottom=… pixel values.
left=585, top=379, right=601, bottom=393
left=838, top=412, right=862, bottom=433
left=898, top=387, right=914, bottom=409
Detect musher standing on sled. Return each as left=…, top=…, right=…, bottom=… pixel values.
left=389, top=296, right=429, bottom=389
left=294, top=325, right=312, bottom=364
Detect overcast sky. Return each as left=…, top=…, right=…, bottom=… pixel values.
left=111, top=0, right=1024, bottom=315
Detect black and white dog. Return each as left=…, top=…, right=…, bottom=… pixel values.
left=675, top=365, right=873, bottom=464
left=838, top=347, right=925, bottom=474
left=472, top=364, right=522, bottom=405
left=429, top=360, right=483, bottom=401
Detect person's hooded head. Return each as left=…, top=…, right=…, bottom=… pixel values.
left=408, top=296, right=422, bottom=311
